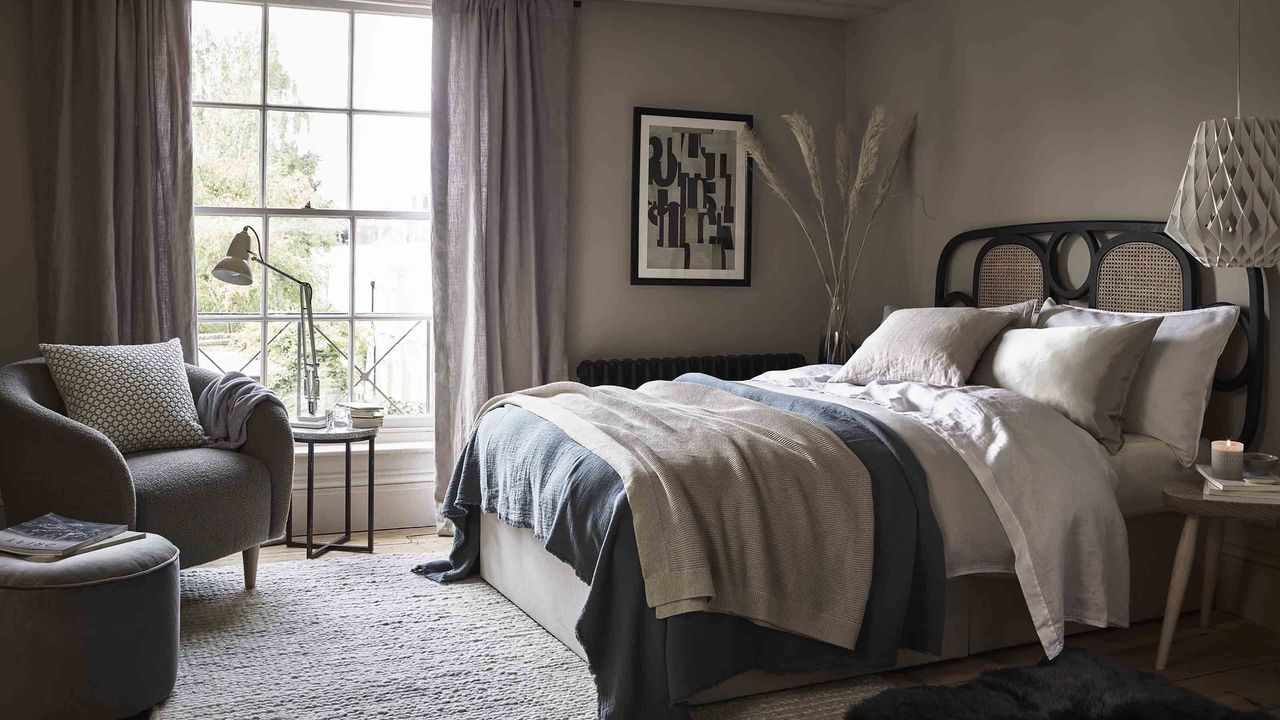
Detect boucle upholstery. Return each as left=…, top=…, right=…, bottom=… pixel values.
left=129, top=447, right=272, bottom=568
left=0, top=358, right=293, bottom=569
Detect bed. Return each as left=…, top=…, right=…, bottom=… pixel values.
left=429, top=220, right=1268, bottom=717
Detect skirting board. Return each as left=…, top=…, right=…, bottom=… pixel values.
left=1215, top=522, right=1280, bottom=634
left=288, top=445, right=434, bottom=533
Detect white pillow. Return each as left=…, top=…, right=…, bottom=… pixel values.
left=1036, top=299, right=1239, bottom=466
left=831, top=307, right=1017, bottom=386
left=39, top=338, right=207, bottom=454
left=881, top=299, right=1039, bottom=328
left=971, top=321, right=1162, bottom=453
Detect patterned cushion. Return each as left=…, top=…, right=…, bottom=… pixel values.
left=39, top=339, right=207, bottom=454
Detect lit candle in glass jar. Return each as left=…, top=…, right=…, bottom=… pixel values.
left=1211, top=439, right=1244, bottom=480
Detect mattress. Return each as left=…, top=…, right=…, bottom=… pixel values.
left=1109, top=433, right=1191, bottom=517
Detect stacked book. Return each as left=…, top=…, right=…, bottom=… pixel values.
left=339, top=400, right=385, bottom=429
left=0, top=513, right=145, bottom=562
left=1196, top=465, right=1280, bottom=505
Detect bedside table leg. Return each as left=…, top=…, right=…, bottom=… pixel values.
left=1200, top=517, right=1224, bottom=628
left=1156, top=513, right=1200, bottom=671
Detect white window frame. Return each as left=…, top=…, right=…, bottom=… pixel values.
left=193, top=0, right=433, bottom=440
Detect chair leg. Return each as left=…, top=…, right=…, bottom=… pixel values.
left=242, top=546, right=260, bottom=590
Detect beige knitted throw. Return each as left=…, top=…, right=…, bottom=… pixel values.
left=477, top=381, right=875, bottom=649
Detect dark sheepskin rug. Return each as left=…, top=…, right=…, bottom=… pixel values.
left=845, top=649, right=1269, bottom=720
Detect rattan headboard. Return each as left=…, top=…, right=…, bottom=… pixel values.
left=935, top=220, right=1266, bottom=447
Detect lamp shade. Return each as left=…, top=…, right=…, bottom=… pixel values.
left=211, top=229, right=255, bottom=285
left=1166, top=117, right=1280, bottom=268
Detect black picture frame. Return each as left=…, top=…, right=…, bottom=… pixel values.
left=630, top=107, right=753, bottom=286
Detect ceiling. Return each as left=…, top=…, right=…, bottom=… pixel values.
left=613, top=0, right=909, bottom=20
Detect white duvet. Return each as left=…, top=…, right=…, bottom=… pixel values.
left=748, top=369, right=1130, bottom=658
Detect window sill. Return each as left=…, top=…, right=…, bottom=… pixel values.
left=294, top=436, right=432, bottom=458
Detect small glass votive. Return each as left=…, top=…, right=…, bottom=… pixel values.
left=1211, top=439, right=1244, bottom=480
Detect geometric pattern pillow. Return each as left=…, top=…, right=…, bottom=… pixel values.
left=39, top=338, right=207, bottom=454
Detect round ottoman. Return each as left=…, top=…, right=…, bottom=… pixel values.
left=0, top=534, right=180, bottom=720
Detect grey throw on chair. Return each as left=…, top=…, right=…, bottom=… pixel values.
left=0, top=360, right=293, bottom=586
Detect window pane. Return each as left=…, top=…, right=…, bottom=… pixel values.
left=198, top=322, right=263, bottom=379
left=194, top=107, right=261, bottom=207
left=267, top=6, right=349, bottom=108
left=353, top=14, right=430, bottom=112
left=354, top=219, right=429, bottom=314
left=352, top=321, right=428, bottom=416
left=192, top=1, right=262, bottom=104
left=266, top=217, right=350, bottom=314
left=266, top=111, right=349, bottom=209
left=352, top=114, right=429, bottom=210
left=267, top=320, right=350, bottom=418
left=196, top=215, right=264, bottom=314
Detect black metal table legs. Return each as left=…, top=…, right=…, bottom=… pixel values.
left=285, top=437, right=376, bottom=558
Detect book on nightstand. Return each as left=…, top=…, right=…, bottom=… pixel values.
left=0, top=513, right=145, bottom=561
left=338, top=400, right=384, bottom=416
left=1195, top=465, right=1280, bottom=504
left=338, top=401, right=385, bottom=428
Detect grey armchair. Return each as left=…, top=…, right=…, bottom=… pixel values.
left=0, top=359, right=293, bottom=587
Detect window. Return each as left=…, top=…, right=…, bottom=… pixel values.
left=192, top=0, right=431, bottom=429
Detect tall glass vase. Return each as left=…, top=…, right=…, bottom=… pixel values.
left=818, top=295, right=855, bottom=365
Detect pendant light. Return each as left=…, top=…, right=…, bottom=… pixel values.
left=1166, top=0, right=1280, bottom=268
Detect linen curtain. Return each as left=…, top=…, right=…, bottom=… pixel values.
left=431, top=0, right=574, bottom=532
left=28, top=0, right=196, bottom=359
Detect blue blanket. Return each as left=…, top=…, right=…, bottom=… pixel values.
left=416, top=375, right=945, bottom=719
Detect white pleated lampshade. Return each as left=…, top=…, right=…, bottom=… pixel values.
left=1166, top=117, right=1280, bottom=268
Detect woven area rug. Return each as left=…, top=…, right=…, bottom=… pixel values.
left=154, top=554, right=890, bottom=720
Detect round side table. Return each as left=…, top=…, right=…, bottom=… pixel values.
left=1155, top=475, right=1280, bottom=670
left=287, top=426, right=379, bottom=559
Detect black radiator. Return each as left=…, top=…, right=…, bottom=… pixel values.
left=574, top=353, right=807, bottom=389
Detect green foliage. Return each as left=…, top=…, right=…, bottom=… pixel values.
left=194, top=16, right=423, bottom=417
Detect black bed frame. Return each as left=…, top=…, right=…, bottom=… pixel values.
left=934, top=220, right=1267, bottom=448
left=574, top=220, right=1267, bottom=448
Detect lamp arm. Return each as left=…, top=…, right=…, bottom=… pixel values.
left=245, top=253, right=321, bottom=418
left=250, top=254, right=311, bottom=289
left=302, top=282, right=320, bottom=418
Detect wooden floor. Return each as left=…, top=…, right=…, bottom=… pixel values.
left=207, top=527, right=1280, bottom=716
left=203, top=526, right=453, bottom=570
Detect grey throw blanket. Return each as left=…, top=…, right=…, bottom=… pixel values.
left=419, top=374, right=945, bottom=719
left=196, top=371, right=286, bottom=450
left=473, top=380, right=875, bottom=649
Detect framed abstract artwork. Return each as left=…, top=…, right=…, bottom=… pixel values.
left=631, top=107, right=753, bottom=286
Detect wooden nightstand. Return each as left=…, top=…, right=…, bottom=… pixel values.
left=1155, top=475, right=1280, bottom=670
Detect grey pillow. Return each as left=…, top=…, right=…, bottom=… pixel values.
left=39, top=338, right=207, bottom=454
left=971, top=320, right=1163, bottom=453
left=830, top=307, right=1017, bottom=386
left=881, top=299, right=1039, bottom=328
left=1037, top=299, right=1239, bottom=466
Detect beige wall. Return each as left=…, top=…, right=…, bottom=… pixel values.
left=0, top=1, right=36, bottom=366
left=845, top=0, right=1280, bottom=629
left=568, top=0, right=844, bottom=364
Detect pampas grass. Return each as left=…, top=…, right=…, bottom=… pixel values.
left=736, top=105, right=916, bottom=355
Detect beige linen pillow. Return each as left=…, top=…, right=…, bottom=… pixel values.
left=1036, top=299, right=1239, bottom=465
left=971, top=319, right=1162, bottom=453
left=830, top=307, right=1017, bottom=386
left=881, top=299, right=1040, bottom=328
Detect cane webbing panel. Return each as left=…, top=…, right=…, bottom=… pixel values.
left=1095, top=242, right=1185, bottom=313
left=977, top=244, right=1044, bottom=308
